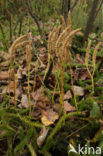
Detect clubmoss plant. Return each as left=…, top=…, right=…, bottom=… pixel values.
left=62, top=28, right=81, bottom=111
left=85, top=40, right=101, bottom=94
left=56, top=28, right=81, bottom=113
left=46, top=12, right=81, bottom=115
left=9, top=34, right=29, bottom=66
left=8, top=33, right=31, bottom=108
left=43, top=26, right=57, bottom=82
left=60, top=15, right=66, bottom=30
left=26, top=42, right=32, bottom=117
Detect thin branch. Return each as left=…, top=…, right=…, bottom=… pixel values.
left=18, top=17, right=23, bottom=36
left=25, top=0, right=42, bottom=37
left=70, top=0, right=79, bottom=12
left=14, top=19, right=19, bottom=34
left=0, top=23, right=5, bottom=39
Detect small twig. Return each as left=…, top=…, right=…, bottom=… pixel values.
left=66, top=123, right=90, bottom=139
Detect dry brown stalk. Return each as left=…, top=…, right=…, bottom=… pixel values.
left=56, top=26, right=71, bottom=57
left=15, top=40, right=31, bottom=49
left=92, top=42, right=101, bottom=75
left=48, top=32, right=52, bottom=54
left=62, top=28, right=82, bottom=49
left=48, top=26, right=57, bottom=54
left=68, top=11, right=72, bottom=31
left=9, top=68, right=15, bottom=80
left=52, top=26, right=61, bottom=54
left=26, top=43, right=32, bottom=117
left=44, top=27, right=58, bottom=82
left=60, top=15, right=66, bottom=30
left=9, top=34, right=29, bottom=65
left=85, top=40, right=92, bottom=69
left=26, top=43, right=32, bottom=65
left=61, top=28, right=81, bottom=62
left=85, top=40, right=101, bottom=94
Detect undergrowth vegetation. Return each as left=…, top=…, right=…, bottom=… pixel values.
left=0, top=0, right=103, bottom=156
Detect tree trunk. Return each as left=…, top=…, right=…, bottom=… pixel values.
left=62, top=0, right=71, bottom=24
left=68, top=0, right=71, bottom=11
left=82, top=0, right=98, bottom=44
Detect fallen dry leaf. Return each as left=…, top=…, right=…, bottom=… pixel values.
left=37, top=98, right=50, bottom=109
left=41, top=109, right=59, bottom=126
left=79, top=70, right=90, bottom=80
left=0, top=60, right=9, bottom=67
left=21, top=94, right=29, bottom=108
left=15, top=88, right=21, bottom=98
left=76, top=54, right=84, bottom=63
left=33, top=35, right=41, bottom=42
left=0, top=71, right=9, bottom=80
left=37, top=125, right=49, bottom=147
left=39, top=53, right=48, bottom=65
left=21, top=94, right=35, bottom=108
left=31, top=87, right=44, bottom=101
left=72, top=85, right=84, bottom=96
left=2, top=81, right=17, bottom=91
left=64, top=90, right=72, bottom=100
left=17, top=67, right=23, bottom=79
left=2, top=85, right=21, bottom=102
left=64, top=101, right=76, bottom=112
left=0, top=51, right=10, bottom=60
left=39, top=47, right=46, bottom=54
left=31, top=107, right=41, bottom=118
left=2, top=79, right=19, bottom=92
left=72, top=71, right=79, bottom=81
left=53, top=103, right=60, bottom=113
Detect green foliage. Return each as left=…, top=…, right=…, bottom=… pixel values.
left=14, top=127, right=34, bottom=155
left=90, top=102, right=100, bottom=118
left=55, top=70, right=71, bottom=91
left=71, top=0, right=88, bottom=30
left=99, top=131, right=103, bottom=153
left=0, top=108, right=41, bottom=155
